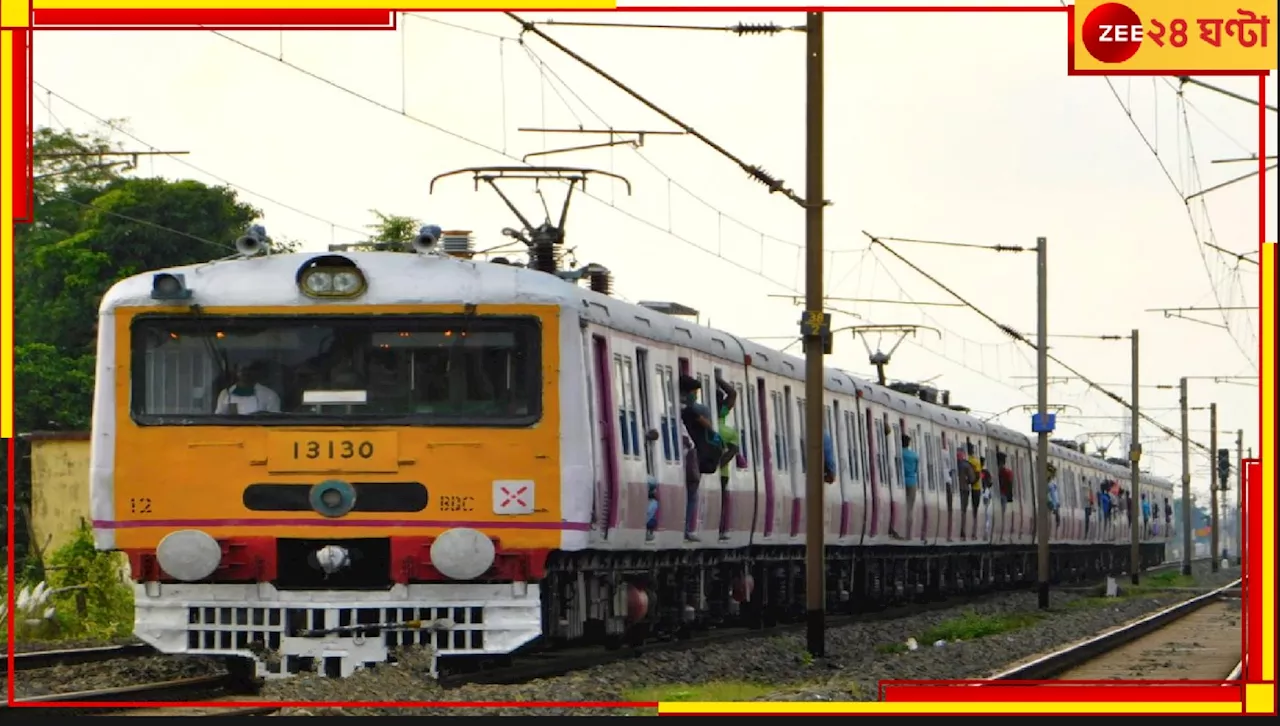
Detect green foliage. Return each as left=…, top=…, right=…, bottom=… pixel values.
left=8, top=124, right=263, bottom=571
left=344, top=209, right=421, bottom=251
left=42, top=522, right=135, bottom=640
left=918, top=609, right=1044, bottom=644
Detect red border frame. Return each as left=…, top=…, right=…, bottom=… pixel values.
left=3, top=3, right=1273, bottom=715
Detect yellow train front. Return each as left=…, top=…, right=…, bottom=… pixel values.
left=89, top=233, right=577, bottom=678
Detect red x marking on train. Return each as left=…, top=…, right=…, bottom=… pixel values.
left=500, top=486, right=528, bottom=508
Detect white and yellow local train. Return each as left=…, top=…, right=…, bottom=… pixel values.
left=89, top=226, right=1173, bottom=679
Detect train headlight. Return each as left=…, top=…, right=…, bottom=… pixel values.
left=430, top=528, right=496, bottom=581
left=310, top=480, right=357, bottom=518
left=299, top=267, right=366, bottom=298
left=156, top=530, right=222, bottom=582
left=151, top=273, right=192, bottom=301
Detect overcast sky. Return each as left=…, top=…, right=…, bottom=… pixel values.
left=29, top=3, right=1276, bottom=499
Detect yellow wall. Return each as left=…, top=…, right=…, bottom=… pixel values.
left=29, top=436, right=91, bottom=555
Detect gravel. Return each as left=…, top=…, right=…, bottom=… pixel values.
left=264, top=562, right=1239, bottom=716
left=5, top=561, right=1238, bottom=713
left=5, top=655, right=224, bottom=699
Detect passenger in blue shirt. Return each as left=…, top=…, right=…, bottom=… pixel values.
left=901, top=435, right=920, bottom=541
left=823, top=429, right=837, bottom=483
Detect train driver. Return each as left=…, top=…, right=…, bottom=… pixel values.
left=215, top=362, right=282, bottom=415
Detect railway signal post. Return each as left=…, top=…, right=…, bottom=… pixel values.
left=802, top=10, right=829, bottom=659
left=1129, top=329, right=1141, bottom=585
left=1034, top=236, right=1051, bottom=610
left=1180, top=377, right=1192, bottom=576
left=1236, top=429, right=1243, bottom=566
left=1209, top=404, right=1219, bottom=572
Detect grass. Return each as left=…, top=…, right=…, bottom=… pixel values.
left=917, top=609, right=1044, bottom=645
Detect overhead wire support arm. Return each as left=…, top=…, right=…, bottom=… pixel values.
left=1184, top=162, right=1277, bottom=201
left=1178, top=75, right=1279, bottom=113
left=507, top=12, right=815, bottom=208
left=531, top=19, right=806, bottom=35
left=1203, top=241, right=1260, bottom=266
left=864, top=232, right=1216, bottom=455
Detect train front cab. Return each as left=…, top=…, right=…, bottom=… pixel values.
left=94, top=293, right=568, bottom=679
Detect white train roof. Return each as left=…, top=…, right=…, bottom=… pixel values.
left=100, top=249, right=1165, bottom=488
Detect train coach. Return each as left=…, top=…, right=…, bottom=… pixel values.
left=88, top=226, right=1172, bottom=680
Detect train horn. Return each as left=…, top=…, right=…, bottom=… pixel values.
left=235, top=225, right=269, bottom=258
left=412, top=224, right=443, bottom=255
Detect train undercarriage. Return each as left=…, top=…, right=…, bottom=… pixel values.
left=538, top=543, right=1168, bottom=650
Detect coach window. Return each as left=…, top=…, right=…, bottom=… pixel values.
left=733, top=382, right=749, bottom=468
left=923, top=431, right=936, bottom=491
left=747, top=381, right=762, bottom=464
left=771, top=390, right=788, bottom=471
left=130, top=314, right=541, bottom=427
left=657, top=366, right=677, bottom=462
left=636, top=349, right=656, bottom=475
left=796, top=399, right=808, bottom=474
left=891, top=423, right=904, bottom=488
left=613, top=355, right=632, bottom=457
left=842, top=411, right=858, bottom=481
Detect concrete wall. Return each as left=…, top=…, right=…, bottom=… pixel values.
left=27, top=433, right=92, bottom=556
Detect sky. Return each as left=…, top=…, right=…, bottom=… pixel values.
left=28, top=3, right=1277, bottom=501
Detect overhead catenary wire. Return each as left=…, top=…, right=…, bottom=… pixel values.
left=505, top=12, right=807, bottom=207
left=203, top=18, right=855, bottom=295
left=864, top=231, right=1218, bottom=456
left=32, top=82, right=370, bottom=242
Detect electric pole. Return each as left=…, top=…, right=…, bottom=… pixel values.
left=1209, top=404, right=1219, bottom=571
left=1180, top=377, right=1192, bottom=575
left=1035, top=236, right=1050, bottom=610
left=802, top=10, right=827, bottom=659
left=1129, top=329, right=1141, bottom=584
left=1236, top=429, right=1243, bottom=566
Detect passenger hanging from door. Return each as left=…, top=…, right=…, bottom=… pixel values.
left=967, top=445, right=983, bottom=541
left=979, top=455, right=994, bottom=539
left=997, top=452, right=1014, bottom=540
left=1047, top=462, right=1061, bottom=535
left=679, top=374, right=727, bottom=542
left=901, top=435, right=919, bottom=542
left=956, top=445, right=977, bottom=540
left=712, top=373, right=741, bottom=542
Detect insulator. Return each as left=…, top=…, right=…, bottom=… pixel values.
left=733, top=22, right=782, bottom=35
left=588, top=268, right=613, bottom=296
left=530, top=241, right=561, bottom=275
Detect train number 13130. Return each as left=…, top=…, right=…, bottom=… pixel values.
left=293, top=440, right=375, bottom=460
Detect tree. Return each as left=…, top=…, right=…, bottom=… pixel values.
left=344, top=209, right=421, bottom=251
left=8, top=125, right=268, bottom=570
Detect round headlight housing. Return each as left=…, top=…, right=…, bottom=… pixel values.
left=299, top=267, right=366, bottom=298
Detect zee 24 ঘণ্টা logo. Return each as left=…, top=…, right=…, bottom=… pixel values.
left=1080, top=2, right=1271, bottom=64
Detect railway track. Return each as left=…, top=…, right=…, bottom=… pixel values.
left=4, top=557, right=1224, bottom=712
left=441, top=558, right=1217, bottom=688
left=2, top=674, right=278, bottom=716
left=990, top=578, right=1242, bottom=682
left=9, top=643, right=156, bottom=672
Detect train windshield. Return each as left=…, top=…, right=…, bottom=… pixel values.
left=129, top=314, right=542, bottom=426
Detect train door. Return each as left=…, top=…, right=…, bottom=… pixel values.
left=786, top=387, right=801, bottom=537
left=636, top=349, right=657, bottom=481
left=916, top=421, right=935, bottom=544
left=756, top=378, right=776, bottom=539
left=612, top=349, right=645, bottom=534
left=832, top=402, right=854, bottom=542
left=884, top=414, right=901, bottom=539
left=592, top=335, right=621, bottom=535
left=771, top=386, right=791, bottom=538
left=865, top=406, right=881, bottom=539
left=825, top=402, right=840, bottom=538
left=652, top=360, right=682, bottom=538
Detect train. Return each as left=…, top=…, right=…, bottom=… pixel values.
left=88, top=223, right=1173, bottom=681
